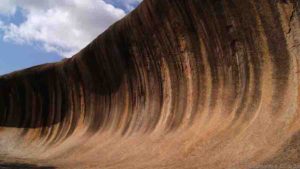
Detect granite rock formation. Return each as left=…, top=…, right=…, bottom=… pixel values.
left=0, top=0, right=300, bottom=168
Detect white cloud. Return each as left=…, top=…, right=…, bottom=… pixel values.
left=0, top=0, right=16, bottom=16
left=104, top=0, right=142, bottom=12
left=0, top=0, right=141, bottom=58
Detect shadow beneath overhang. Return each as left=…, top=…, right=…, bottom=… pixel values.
left=0, top=162, right=55, bottom=169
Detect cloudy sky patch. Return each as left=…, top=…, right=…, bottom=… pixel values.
left=0, top=0, right=141, bottom=58
left=0, top=0, right=141, bottom=75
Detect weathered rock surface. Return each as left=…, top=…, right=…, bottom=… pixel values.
left=0, top=0, right=300, bottom=168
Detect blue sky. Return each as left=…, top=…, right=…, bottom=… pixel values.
left=0, top=0, right=141, bottom=75
left=0, top=10, right=61, bottom=74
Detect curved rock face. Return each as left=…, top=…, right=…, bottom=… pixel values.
left=0, top=0, right=300, bottom=168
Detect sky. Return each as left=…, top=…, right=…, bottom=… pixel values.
left=0, top=0, right=142, bottom=75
